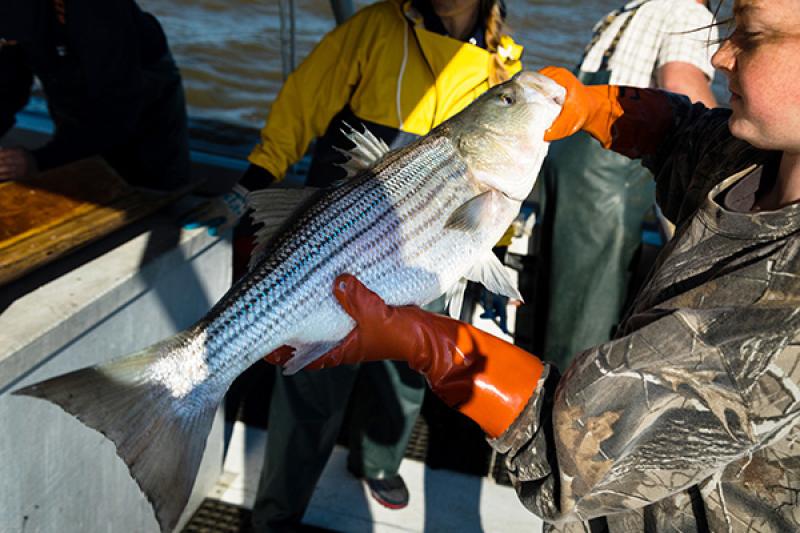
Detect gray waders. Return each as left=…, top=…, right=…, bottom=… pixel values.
left=539, top=131, right=654, bottom=371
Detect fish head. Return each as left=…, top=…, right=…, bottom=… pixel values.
left=449, top=70, right=565, bottom=201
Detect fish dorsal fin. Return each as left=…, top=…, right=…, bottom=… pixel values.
left=444, top=278, right=468, bottom=319
left=333, top=122, right=391, bottom=179
left=247, top=187, right=320, bottom=270
left=466, top=251, right=523, bottom=302
left=444, top=191, right=496, bottom=232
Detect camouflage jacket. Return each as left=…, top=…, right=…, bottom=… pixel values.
left=492, top=96, right=800, bottom=532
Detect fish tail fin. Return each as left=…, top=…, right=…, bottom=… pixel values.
left=13, top=333, right=221, bottom=532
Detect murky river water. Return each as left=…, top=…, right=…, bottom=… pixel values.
left=137, top=0, right=622, bottom=129
left=137, top=0, right=728, bottom=132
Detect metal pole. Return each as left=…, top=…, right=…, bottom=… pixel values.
left=281, top=0, right=351, bottom=80
left=278, top=0, right=296, bottom=80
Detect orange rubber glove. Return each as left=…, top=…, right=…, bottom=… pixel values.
left=268, top=274, right=544, bottom=438
left=540, top=66, right=674, bottom=159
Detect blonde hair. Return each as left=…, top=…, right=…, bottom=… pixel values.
left=481, top=0, right=511, bottom=86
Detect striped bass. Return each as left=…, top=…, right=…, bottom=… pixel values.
left=13, top=71, right=564, bottom=532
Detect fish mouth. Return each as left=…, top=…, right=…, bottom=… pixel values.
left=513, top=71, right=566, bottom=106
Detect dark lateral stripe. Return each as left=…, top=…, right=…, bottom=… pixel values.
left=266, top=152, right=468, bottom=315
left=206, top=143, right=469, bottom=349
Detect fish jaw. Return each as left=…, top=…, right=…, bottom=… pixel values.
left=449, top=70, right=564, bottom=202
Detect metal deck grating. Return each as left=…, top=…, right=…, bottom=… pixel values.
left=182, top=499, right=251, bottom=533
left=182, top=498, right=340, bottom=533
left=403, top=411, right=430, bottom=463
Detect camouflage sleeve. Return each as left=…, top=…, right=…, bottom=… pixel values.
left=490, top=302, right=800, bottom=524
left=641, top=96, right=734, bottom=226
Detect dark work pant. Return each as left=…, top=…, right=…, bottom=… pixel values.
left=251, top=361, right=425, bottom=533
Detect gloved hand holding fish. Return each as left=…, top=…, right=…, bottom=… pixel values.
left=12, top=71, right=565, bottom=532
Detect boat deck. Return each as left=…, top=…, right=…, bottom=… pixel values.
left=184, top=419, right=543, bottom=533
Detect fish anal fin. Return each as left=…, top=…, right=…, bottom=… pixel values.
left=466, top=251, right=523, bottom=302
left=281, top=342, right=338, bottom=375
left=445, top=278, right=468, bottom=319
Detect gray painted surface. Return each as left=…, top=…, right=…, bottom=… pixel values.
left=0, top=212, right=232, bottom=533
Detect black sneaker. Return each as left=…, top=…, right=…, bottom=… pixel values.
left=363, top=475, right=410, bottom=510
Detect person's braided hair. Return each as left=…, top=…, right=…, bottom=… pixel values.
left=481, top=0, right=510, bottom=86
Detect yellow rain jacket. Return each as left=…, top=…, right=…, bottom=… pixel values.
left=248, top=0, right=523, bottom=181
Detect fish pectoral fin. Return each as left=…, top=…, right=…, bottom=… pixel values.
left=334, top=122, right=391, bottom=179
left=444, top=191, right=496, bottom=232
left=247, top=187, right=321, bottom=270
left=445, top=278, right=468, bottom=319
left=466, top=251, right=523, bottom=302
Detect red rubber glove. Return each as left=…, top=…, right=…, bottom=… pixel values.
left=268, top=274, right=544, bottom=438
left=540, top=66, right=674, bottom=159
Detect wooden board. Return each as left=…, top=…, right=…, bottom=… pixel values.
left=0, top=157, right=185, bottom=286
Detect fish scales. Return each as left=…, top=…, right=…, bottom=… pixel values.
left=199, top=135, right=475, bottom=385
left=12, top=71, right=565, bottom=532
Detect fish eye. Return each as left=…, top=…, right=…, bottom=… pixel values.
left=498, top=92, right=515, bottom=106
